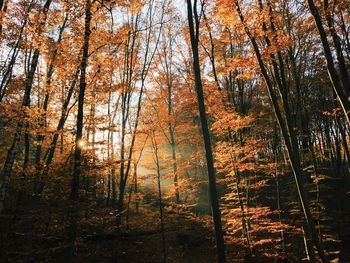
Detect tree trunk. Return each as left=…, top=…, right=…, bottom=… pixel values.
left=186, top=1, right=226, bottom=262
left=0, top=0, right=7, bottom=36
left=152, top=132, right=167, bottom=263
left=70, top=0, right=92, bottom=200
left=68, top=0, right=91, bottom=261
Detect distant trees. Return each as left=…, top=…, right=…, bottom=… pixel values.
left=0, top=0, right=52, bottom=213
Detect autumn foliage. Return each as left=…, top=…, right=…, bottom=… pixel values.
left=0, top=0, right=350, bottom=262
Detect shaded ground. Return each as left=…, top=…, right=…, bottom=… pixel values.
left=0, top=199, right=220, bottom=263
left=0, top=199, right=298, bottom=263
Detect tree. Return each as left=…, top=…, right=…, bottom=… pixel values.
left=186, top=0, right=226, bottom=262
left=70, top=0, right=92, bottom=201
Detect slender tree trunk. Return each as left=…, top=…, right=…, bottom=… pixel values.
left=186, top=1, right=226, bottom=262
left=164, top=34, right=180, bottom=204
left=70, top=0, right=92, bottom=200
left=152, top=132, right=166, bottom=263
left=68, top=1, right=91, bottom=261
left=167, top=110, right=180, bottom=203
left=106, top=91, right=112, bottom=205
left=235, top=168, right=252, bottom=256
left=125, top=164, right=135, bottom=228
left=22, top=132, right=30, bottom=174
left=302, top=226, right=316, bottom=262
left=337, top=116, right=350, bottom=173
left=0, top=0, right=7, bottom=36
left=134, top=163, right=139, bottom=213
left=126, top=133, right=148, bottom=224
left=275, top=156, right=286, bottom=253
left=111, top=130, right=116, bottom=205
left=117, top=101, right=127, bottom=217
left=116, top=31, right=135, bottom=218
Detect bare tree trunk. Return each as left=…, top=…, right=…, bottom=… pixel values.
left=273, top=132, right=286, bottom=254
left=235, top=168, right=252, bottom=256
left=186, top=1, right=226, bottom=262
left=151, top=131, right=166, bottom=263
left=126, top=134, right=148, bottom=225
left=169, top=132, right=180, bottom=204
left=111, top=129, right=116, bottom=205
left=161, top=32, right=180, bottom=203
left=0, top=0, right=7, bottom=36
left=70, top=0, right=92, bottom=200
left=68, top=0, right=91, bottom=261
left=116, top=23, right=138, bottom=219
left=106, top=91, right=112, bottom=205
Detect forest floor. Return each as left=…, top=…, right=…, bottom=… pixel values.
left=0, top=198, right=294, bottom=263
